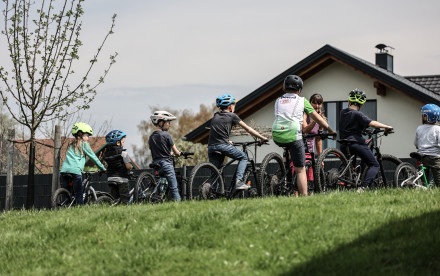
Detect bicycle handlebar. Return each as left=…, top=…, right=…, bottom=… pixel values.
left=179, top=152, right=195, bottom=159
left=233, top=140, right=268, bottom=147
left=362, top=128, right=394, bottom=137
left=303, top=131, right=335, bottom=140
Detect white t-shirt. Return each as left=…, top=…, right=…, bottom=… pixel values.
left=414, top=124, right=440, bottom=156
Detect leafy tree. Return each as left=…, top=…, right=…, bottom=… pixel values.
left=0, top=0, right=117, bottom=208
left=133, top=104, right=216, bottom=168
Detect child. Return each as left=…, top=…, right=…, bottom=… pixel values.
left=414, top=104, right=440, bottom=187
left=104, top=130, right=134, bottom=204
left=149, top=111, right=182, bottom=201
left=208, top=94, right=268, bottom=190
left=339, top=89, right=393, bottom=190
left=60, top=122, right=106, bottom=205
left=272, top=75, right=336, bottom=196
left=303, top=93, right=326, bottom=156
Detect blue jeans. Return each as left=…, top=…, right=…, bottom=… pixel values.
left=60, top=172, right=84, bottom=205
left=341, top=142, right=379, bottom=188
left=154, top=159, right=181, bottom=201
left=208, top=144, right=248, bottom=181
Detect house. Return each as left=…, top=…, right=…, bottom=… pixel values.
left=14, top=137, right=141, bottom=174
left=185, top=44, right=440, bottom=162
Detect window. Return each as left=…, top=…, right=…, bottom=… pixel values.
left=323, top=100, right=377, bottom=149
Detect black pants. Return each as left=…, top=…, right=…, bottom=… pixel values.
left=109, top=181, right=130, bottom=204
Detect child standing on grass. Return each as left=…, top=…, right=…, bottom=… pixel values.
left=414, top=104, right=440, bottom=187
left=104, top=130, right=134, bottom=204
left=208, top=94, right=268, bottom=190
left=149, top=111, right=182, bottom=201
left=60, top=122, right=106, bottom=205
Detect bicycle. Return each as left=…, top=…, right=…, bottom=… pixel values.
left=134, top=152, right=194, bottom=204
left=261, top=132, right=335, bottom=196
left=187, top=140, right=267, bottom=200
left=52, top=172, right=112, bottom=209
left=314, top=128, right=401, bottom=192
left=394, top=152, right=436, bottom=189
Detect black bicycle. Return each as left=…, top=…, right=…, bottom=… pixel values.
left=314, top=128, right=401, bottom=192
left=187, top=140, right=267, bottom=200
left=52, top=172, right=112, bottom=209
left=262, top=132, right=335, bottom=196
left=134, top=152, right=194, bottom=203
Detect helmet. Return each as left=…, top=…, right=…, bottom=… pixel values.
left=72, top=122, right=93, bottom=136
left=105, top=130, right=126, bottom=145
left=421, top=104, right=440, bottom=123
left=150, top=110, right=177, bottom=126
left=216, top=94, right=237, bottom=108
left=348, top=89, right=367, bottom=105
left=283, top=75, right=303, bottom=92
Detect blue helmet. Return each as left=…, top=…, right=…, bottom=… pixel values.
left=216, top=94, right=237, bottom=108
left=421, top=104, right=440, bottom=123
left=105, top=130, right=126, bottom=145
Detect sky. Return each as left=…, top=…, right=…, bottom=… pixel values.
left=1, top=0, right=440, bottom=161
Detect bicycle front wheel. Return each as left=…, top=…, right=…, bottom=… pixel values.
left=134, top=172, right=156, bottom=203
left=314, top=148, right=351, bottom=193
left=394, top=162, right=421, bottom=188
left=258, top=152, right=285, bottom=197
left=362, top=154, right=401, bottom=189
left=52, top=188, right=72, bottom=209
left=188, top=162, right=224, bottom=200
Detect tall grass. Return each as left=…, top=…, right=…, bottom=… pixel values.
left=1, top=189, right=439, bottom=275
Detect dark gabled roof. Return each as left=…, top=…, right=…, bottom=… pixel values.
left=405, top=75, right=440, bottom=94
left=185, top=44, right=440, bottom=143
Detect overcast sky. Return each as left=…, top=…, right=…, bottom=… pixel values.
left=1, top=0, right=440, bottom=161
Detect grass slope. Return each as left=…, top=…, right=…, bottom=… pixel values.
left=1, top=189, right=439, bottom=275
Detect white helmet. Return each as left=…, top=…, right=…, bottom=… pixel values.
left=150, top=110, right=177, bottom=126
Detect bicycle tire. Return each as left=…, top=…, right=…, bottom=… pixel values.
left=361, top=154, right=401, bottom=189
left=95, top=195, right=113, bottom=205
left=188, top=162, right=224, bottom=200
left=134, top=172, right=156, bottom=203
left=52, top=188, right=72, bottom=210
left=258, top=152, right=285, bottom=197
left=394, top=162, right=421, bottom=188
left=314, top=148, right=352, bottom=193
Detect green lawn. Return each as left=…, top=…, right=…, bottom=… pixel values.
left=1, top=189, right=439, bottom=275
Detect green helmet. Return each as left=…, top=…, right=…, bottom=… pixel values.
left=72, top=122, right=93, bottom=136
left=348, top=89, right=367, bottom=105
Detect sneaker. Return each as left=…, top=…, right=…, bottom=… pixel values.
left=236, top=180, right=250, bottom=190
left=357, top=186, right=368, bottom=193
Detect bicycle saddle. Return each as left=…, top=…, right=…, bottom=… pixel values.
left=149, top=163, right=162, bottom=171
left=63, top=173, right=74, bottom=180
left=409, top=152, right=423, bottom=161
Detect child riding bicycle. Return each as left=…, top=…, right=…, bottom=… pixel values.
left=272, top=75, right=336, bottom=196
left=60, top=122, right=106, bottom=205
left=208, top=94, right=268, bottom=190
left=339, top=89, right=393, bottom=191
left=104, top=130, right=134, bottom=204
left=149, top=111, right=183, bottom=201
left=414, top=104, right=440, bottom=187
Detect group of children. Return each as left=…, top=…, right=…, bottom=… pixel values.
left=60, top=74, right=440, bottom=204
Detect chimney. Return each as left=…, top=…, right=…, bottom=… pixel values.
left=375, top=43, right=394, bottom=72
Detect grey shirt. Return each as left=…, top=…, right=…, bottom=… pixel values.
left=149, top=130, right=174, bottom=162
left=208, top=111, right=241, bottom=146
left=414, top=124, right=440, bottom=157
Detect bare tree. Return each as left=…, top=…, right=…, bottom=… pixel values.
left=0, top=0, right=117, bottom=208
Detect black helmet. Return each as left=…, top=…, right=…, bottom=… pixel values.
left=283, top=75, right=303, bottom=92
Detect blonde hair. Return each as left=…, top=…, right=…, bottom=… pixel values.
left=68, top=132, right=85, bottom=155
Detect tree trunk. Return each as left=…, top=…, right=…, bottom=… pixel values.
left=51, top=125, right=61, bottom=197
left=25, top=139, right=36, bottom=209
left=5, top=129, right=15, bottom=211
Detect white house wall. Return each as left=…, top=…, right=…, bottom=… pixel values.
left=231, top=62, right=421, bottom=162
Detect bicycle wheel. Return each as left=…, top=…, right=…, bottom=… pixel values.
left=258, top=152, right=285, bottom=197
left=361, top=154, right=401, bottom=189
left=394, top=162, right=421, bottom=188
left=95, top=195, right=113, bottom=205
left=188, top=162, right=224, bottom=200
left=314, top=148, right=352, bottom=193
left=52, top=188, right=73, bottom=209
left=134, top=172, right=156, bottom=203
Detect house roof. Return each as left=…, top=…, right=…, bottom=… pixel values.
left=14, top=137, right=106, bottom=174
left=405, top=75, right=440, bottom=94
left=185, top=44, right=440, bottom=143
